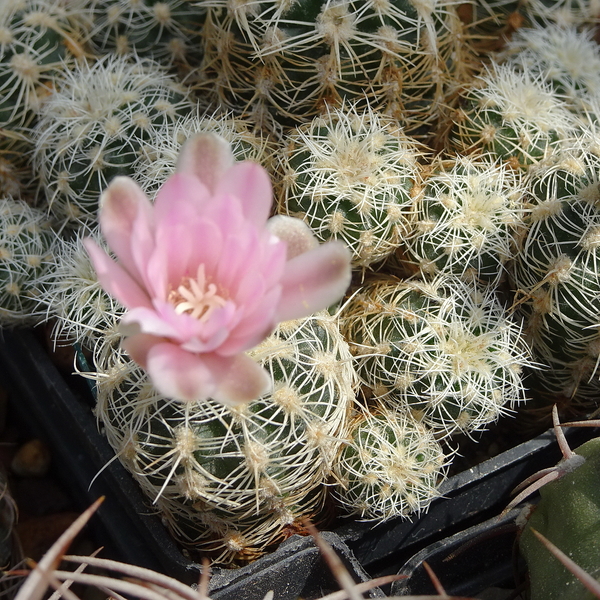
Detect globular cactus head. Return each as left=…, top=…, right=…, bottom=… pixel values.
left=95, top=312, right=356, bottom=564
left=133, top=109, right=276, bottom=197
left=33, top=53, right=194, bottom=227
left=0, top=196, right=55, bottom=325
left=333, top=402, right=447, bottom=521
left=450, top=62, right=577, bottom=169
left=0, top=0, right=90, bottom=139
left=403, top=153, right=526, bottom=286
left=89, top=0, right=205, bottom=68
left=342, top=275, right=530, bottom=437
left=279, top=102, right=424, bottom=269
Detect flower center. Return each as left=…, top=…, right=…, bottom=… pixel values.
left=169, top=264, right=227, bottom=322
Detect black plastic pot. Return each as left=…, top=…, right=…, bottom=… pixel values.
left=0, top=327, right=598, bottom=599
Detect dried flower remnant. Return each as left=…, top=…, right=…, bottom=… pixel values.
left=85, top=133, right=352, bottom=406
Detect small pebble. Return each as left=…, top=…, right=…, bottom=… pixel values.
left=11, top=439, right=51, bottom=477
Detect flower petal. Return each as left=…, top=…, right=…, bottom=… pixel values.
left=275, top=240, right=352, bottom=322
left=203, top=353, right=272, bottom=405
left=145, top=343, right=217, bottom=402
left=266, top=215, right=319, bottom=259
left=98, top=177, right=154, bottom=286
left=176, top=132, right=234, bottom=194
left=83, top=238, right=152, bottom=310
left=215, top=161, right=273, bottom=227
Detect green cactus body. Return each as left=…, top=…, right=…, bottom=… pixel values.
left=404, top=153, right=525, bottom=285
left=95, top=312, right=355, bottom=564
left=333, top=403, right=446, bottom=521
left=32, top=53, right=195, bottom=226
left=0, top=0, right=90, bottom=141
left=0, top=197, right=54, bottom=324
left=198, top=0, right=474, bottom=132
left=279, top=103, right=423, bottom=269
left=520, top=437, right=600, bottom=600
left=342, top=275, right=529, bottom=437
left=89, top=0, right=204, bottom=68
left=511, top=145, right=600, bottom=406
left=450, top=62, right=577, bottom=169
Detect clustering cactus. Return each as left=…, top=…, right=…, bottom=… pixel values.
left=450, top=62, right=577, bottom=169
left=0, top=197, right=54, bottom=324
left=403, top=153, right=526, bottom=285
left=33, top=53, right=195, bottom=226
left=333, top=402, right=446, bottom=521
left=279, top=103, right=424, bottom=269
left=88, top=0, right=204, bottom=68
left=511, top=140, right=600, bottom=409
left=95, top=312, right=356, bottom=563
left=342, top=275, right=529, bottom=437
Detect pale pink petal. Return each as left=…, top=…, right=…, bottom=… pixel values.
left=175, top=133, right=234, bottom=194
left=214, top=161, right=273, bottom=226
left=203, top=353, right=272, bottom=405
left=84, top=238, right=152, bottom=310
left=99, top=177, right=154, bottom=285
left=266, top=215, right=319, bottom=259
left=121, top=333, right=162, bottom=368
left=217, top=286, right=280, bottom=355
left=121, top=306, right=181, bottom=339
left=153, top=173, right=210, bottom=224
left=275, top=240, right=352, bottom=322
left=145, top=343, right=217, bottom=402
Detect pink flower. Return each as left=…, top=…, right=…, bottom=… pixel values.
left=85, top=133, right=352, bottom=405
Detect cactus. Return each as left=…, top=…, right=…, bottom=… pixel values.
left=449, top=61, right=577, bottom=169
left=89, top=0, right=204, bottom=69
left=520, top=436, right=600, bottom=600
left=278, top=103, right=424, bottom=269
left=0, top=196, right=55, bottom=325
left=500, top=23, right=600, bottom=116
left=0, top=0, right=90, bottom=141
left=95, top=312, right=356, bottom=564
left=37, top=228, right=124, bottom=358
left=403, top=153, right=526, bottom=286
left=511, top=139, right=600, bottom=409
left=32, top=53, right=195, bottom=227
left=342, top=275, right=530, bottom=437
left=333, top=402, right=446, bottom=521
left=133, top=109, right=276, bottom=197
left=197, top=0, right=477, bottom=133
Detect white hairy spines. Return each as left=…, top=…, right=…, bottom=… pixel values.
left=279, top=103, right=424, bottom=268
left=133, top=109, right=275, bottom=197
left=451, top=62, right=577, bottom=169
left=501, top=23, right=600, bottom=115
left=95, top=312, right=356, bottom=564
left=333, top=403, right=446, bottom=521
left=405, top=153, right=526, bottom=285
left=37, top=228, right=125, bottom=354
left=511, top=143, right=600, bottom=405
left=33, top=53, right=194, bottom=227
left=0, top=197, right=55, bottom=324
left=342, top=275, right=530, bottom=437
